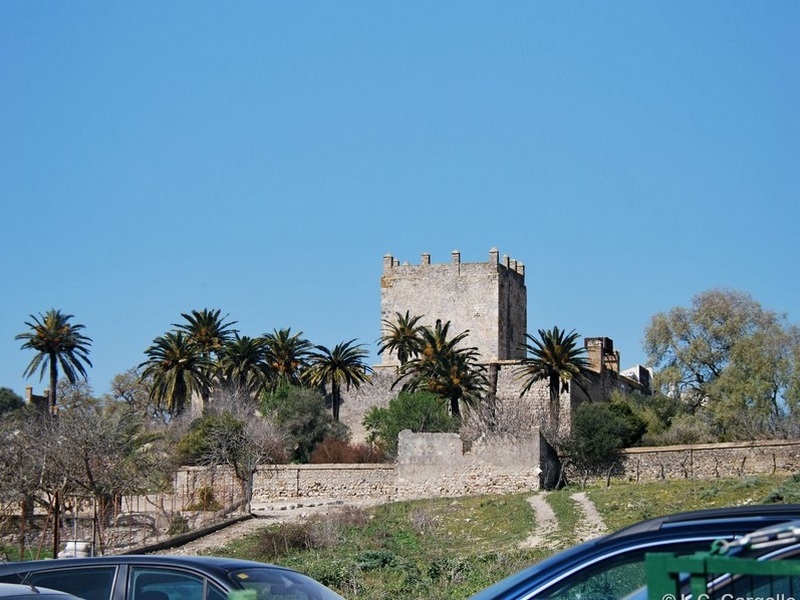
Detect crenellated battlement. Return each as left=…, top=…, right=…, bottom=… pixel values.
left=383, top=247, right=525, bottom=277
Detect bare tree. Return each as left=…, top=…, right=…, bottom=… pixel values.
left=194, top=392, right=288, bottom=513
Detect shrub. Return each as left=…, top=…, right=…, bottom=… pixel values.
left=166, top=514, right=189, bottom=535
left=256, top=522, right=320, bottom=556
left=254, top=507, right=370, bottom=558
left=764, top=473, right=800, bottom=503
left=363, top=391, right=459, bottom=456
left=177, top=412, right=245, bottom=465
left=309, top=438, right=386, bottom=463
left=562, top=400, right=647, bottom=484
left=262, top=385, right=349, bottom=462
left=185, top=486, right=222, bottom=511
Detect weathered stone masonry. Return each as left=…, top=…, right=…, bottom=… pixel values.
left=175, top=439, right=800, bottom=508
left=340, top=249, right=651, bottom=441
left=380, top=248, right=527, bottom=364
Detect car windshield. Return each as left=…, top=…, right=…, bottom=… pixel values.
left=227, top=568, right=344, bottom=600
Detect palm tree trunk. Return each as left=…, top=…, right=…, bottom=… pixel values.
left=549, top=374, right=560, bottom=434
left=450, top=396, right=461, bottom=419
left=332, top=384, right=340, bottom=421
left=49, top=352, right=58, bottom=413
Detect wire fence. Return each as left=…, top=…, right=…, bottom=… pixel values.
left=1, top=468, right=245, bottom=560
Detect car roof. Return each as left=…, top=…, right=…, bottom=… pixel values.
left=1, top=555, right=271, bottom=568
left=604, top=503, right=800, bottom=539
left=0, top=555, right=298, bottom=580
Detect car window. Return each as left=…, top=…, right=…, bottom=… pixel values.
left=130, top=567, right=226, bottom=600
left=536, top=540, right=722, bottom=600
left=19, top=567, right=116, bottom=600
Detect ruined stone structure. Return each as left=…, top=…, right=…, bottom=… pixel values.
left=339, top=248, right=651, bottom=441
left=25, top=386, right=50, bottom=414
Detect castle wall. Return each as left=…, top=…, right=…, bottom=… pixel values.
left=171, top=439, right=800, bottom=509
left=380, top=248, right=526, bottom=364
left=338, top=366, right=398, bottom=442
left=339, top=359, right=649, bottom=443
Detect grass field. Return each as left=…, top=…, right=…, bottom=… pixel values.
left=209, top=473, right=800, bottom=599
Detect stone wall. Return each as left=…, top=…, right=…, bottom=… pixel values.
left=619, top=440, right=800, bottom=482
left=174, top=431, right=546, bottom=506
left=394, top=431, right=543, bottom=498
left=338, top=366, right=398, bottom=443
left=339, top=360, right=553, bottom=443
left=251, top=464, right=396, bottom=502
left=172, top=439, right=800, bottom=510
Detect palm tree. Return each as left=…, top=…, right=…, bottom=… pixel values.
left=16, top=309, right=92, bottom=412
left=394, top=320, right=487, bottom=418
left=377, top=311, right=425, bottom=366
left=263, top=328, right=313, bottom=388
left=175, top=308, right=238, bottom=410
left=516, top=326, right=592, bottom=432
left=217, top=335, right=271, bottom=400
left=305, top=340, right=372, bottom=421
left=139, top=331, right=213, bottom=416
left=175, top=308, right=238, bottom=356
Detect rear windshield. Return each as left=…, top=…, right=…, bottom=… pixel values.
left=227, top=569, right=344, bottom=600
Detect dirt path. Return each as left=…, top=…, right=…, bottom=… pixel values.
left=519, top=491, right=607, bottom=550
left=570, top=491, right=607, bottom=542
left=520, top=492, right=560, bottom=550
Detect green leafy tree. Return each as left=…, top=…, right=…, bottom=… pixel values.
left=262, top=385, right=347, bottom=462
left=562, top=400, right=646, bottom=486
left=363, top=391, right=459, bottom=456
left=608, top=390, right=689, bottom=446
left=15, top=309, right=92, bottom=412
left=394, top=320, right=487, bottom=419
left=516, top=326, right=591, bottom=432
left=378, top=311, right=425, bottom=366
left=139, top=331, right=212, bottom=416
left=0, top=387, right=24, bottom=416
left=644, top=288, right=800, bottom=440
left=305, top=340, right=372, bottom=421
left=218, top=335, right=271, bottom=400
left=263, top=328, right=313, bottom=388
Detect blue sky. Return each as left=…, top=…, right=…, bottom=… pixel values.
left=1, top=2, right=798, bottom=399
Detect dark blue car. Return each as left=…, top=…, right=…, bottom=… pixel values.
left=469, top=503, right=800, bottom=600
left=0, top=555, right=343, bottom=600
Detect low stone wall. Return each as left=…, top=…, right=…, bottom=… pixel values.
left=247, top=431, right=544, bottom=502
left=173, top=439, right=800, bottom=511
left=251, top=464, right=396, bottom=502
left=619, top=439, right=800, bottom=482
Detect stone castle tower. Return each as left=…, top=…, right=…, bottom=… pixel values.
left=339, top=247, right=650, bottom=442
left=380, top=248, right=527, bottom=364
